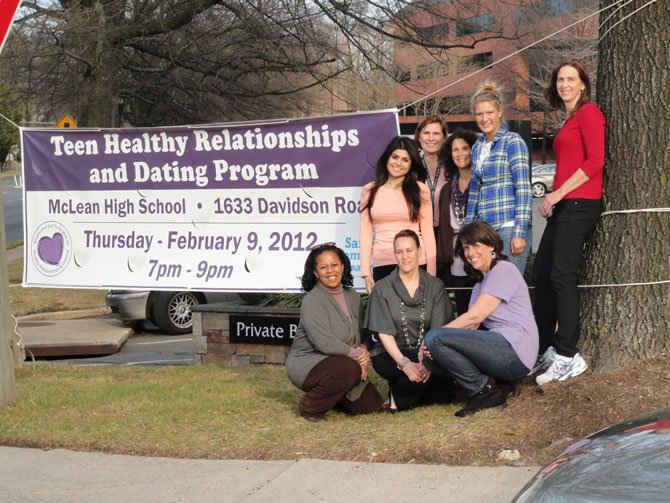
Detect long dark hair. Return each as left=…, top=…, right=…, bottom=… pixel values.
left=301, top=243, right=353, bottom=292
left=455, top=221, right=508, bottom=281
left=440, top=129, right=479, bottom=180
left=544, top=59, right=592, bottom=116
left=362, top=136, right=425, bottom=222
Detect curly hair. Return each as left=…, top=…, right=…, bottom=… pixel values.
left=300, top=244, right=353, bottom=292
left=455, top=221, right=508, bottom=281
left=440, top=128, right=479, bottom=180
left=361, top=136, right=425, bottom=222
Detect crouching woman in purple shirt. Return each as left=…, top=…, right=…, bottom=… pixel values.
left=422, top=221, right=538, bottom=417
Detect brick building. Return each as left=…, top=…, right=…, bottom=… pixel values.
left=392, top=0, right=598, bottom=158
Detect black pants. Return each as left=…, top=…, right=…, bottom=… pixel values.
left=533, top=199, right=601, bottom=357
left=299, top=356, right=382, bottom=416
left=372, top=349, right=455, bottom=411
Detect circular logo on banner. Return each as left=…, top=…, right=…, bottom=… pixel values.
left=31, top=221, right=73, bottom=277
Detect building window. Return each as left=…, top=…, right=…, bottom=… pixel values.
left=516, top=0, right=571, bottom=24
left=416, top=23, right=450, bottom=43
left=394, top=67, right=411, bottom=83
left=440, top=95, right=471, bottom=115
left=416, top=61, right=448, bottom=80
left=457, top=52, right=493, bottom=73
left=456, top=13, right=493, bottom=36
left=550, top=0, right=570, bottom=15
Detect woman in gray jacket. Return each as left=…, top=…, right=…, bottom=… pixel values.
left=286, top=243, right=382, bottom=422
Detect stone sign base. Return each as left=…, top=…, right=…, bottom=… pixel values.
left=192, top=304, right=299, bottom=366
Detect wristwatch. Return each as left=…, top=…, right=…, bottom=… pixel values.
left=396, top=356, right=410, bottom=370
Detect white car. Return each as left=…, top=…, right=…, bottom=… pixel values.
left=106, top=290, right=242, bottom=334
left=531, top=163, right=556, bottom=198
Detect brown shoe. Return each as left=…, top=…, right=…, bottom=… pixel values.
left=302, top=412, right=326, bottom=422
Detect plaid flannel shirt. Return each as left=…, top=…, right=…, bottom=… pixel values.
left=466, top=125, right=532, bottom=239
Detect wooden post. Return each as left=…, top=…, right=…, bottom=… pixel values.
left=0, top=188, right=17, bottom=406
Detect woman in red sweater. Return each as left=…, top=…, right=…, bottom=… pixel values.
left=360, top=136, right=436, bottom=294
left=533, top=59, right=605, bottom=385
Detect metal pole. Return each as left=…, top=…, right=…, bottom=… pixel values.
left=1, top=187, right=17, bottom=406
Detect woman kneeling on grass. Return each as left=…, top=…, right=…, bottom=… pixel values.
left=422, top=221, right=538, bottom=417
left=365, top=229, right=455, bottom=412
left=285, top=243, right=382, bottom=422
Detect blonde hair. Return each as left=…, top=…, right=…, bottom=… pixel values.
left=470, top=82, right=503, bottom=114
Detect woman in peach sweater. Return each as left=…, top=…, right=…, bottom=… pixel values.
left=360, top=136, right=436, bottom=294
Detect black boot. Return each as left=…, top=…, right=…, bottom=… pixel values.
left=455, top=377, right=507, bottom=417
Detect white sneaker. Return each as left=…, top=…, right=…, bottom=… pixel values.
left=531, top=346, right=557, bottom=374
left=536, top=353, right=588, bottom=385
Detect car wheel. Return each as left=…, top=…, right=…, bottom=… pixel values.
left=532, top=182, right=547, bottom=198
left=152, top=291, right=202, bottom=335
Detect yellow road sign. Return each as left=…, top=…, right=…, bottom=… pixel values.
left=55, top=114, right=77, bottom=128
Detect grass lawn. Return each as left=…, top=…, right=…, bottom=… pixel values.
left=7, top=257, right=107, bottom=316
left=3, top=234, right=668, bottom=466
left=2, top=355, right=669, bottom=466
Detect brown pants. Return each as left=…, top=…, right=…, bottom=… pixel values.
left=299, top=355, right=382, bottom=416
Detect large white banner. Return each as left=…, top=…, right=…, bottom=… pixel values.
left=21, top=110, right=399, bottom=292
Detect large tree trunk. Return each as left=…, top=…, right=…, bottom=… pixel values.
left=79, top=50, right=120, bottom=127
left=76, top=1, right=120, bottom=127
left=581, top=0, right=669, bottom=371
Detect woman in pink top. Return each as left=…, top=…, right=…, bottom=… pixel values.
left=360, top=136, right=436, bottom=294
left=533, top=59, right=605, bottom=386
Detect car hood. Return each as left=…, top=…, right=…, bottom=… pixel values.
left=514, top=407, right=670, bottom=502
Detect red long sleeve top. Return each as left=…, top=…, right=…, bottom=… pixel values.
left=553, top=103, right=605, bottom=199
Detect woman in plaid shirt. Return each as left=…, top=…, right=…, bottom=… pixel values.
left=465, top=83, right=532, bottom=276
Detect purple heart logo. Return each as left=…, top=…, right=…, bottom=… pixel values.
left=38, top=232, right=64, bottom=265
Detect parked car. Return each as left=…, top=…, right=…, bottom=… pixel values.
left=513, top=407, right=670, bottom=502
left=106, top=290, right=242, bottom=334
left=531, top=163, right=556, bottom=198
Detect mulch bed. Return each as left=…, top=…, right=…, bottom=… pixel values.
left=467, top=353, right=670, bottom=465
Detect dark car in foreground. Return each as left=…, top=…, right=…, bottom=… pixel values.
left=513, top=407, right=670, bottom=502
left=531, top=163, right=556, bottom=198
left=106, top=290, right=242, bottom=334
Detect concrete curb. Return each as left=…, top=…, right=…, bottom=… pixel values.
left=17, top=307, right=112, bottom=321
left=17, top=316, right=134, bottom=358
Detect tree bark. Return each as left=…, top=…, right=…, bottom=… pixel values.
left=581, top=0, right=670, bottom=371
left=1, top=193, right=17, bottom=407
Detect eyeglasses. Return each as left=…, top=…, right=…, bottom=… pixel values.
left=311, top=241, right=336, bottom=250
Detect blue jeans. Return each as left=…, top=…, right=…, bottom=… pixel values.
left=423, top=327, right=529, bottom=396
left=497, top=226, right=531, bottom=277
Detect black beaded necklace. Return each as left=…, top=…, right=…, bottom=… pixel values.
left=399, top=298, right=426, bottom=349
left=451, top=175, right=469, bottom=225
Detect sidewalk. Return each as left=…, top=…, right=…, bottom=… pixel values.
left=0, top=447, right=537, bottom=503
